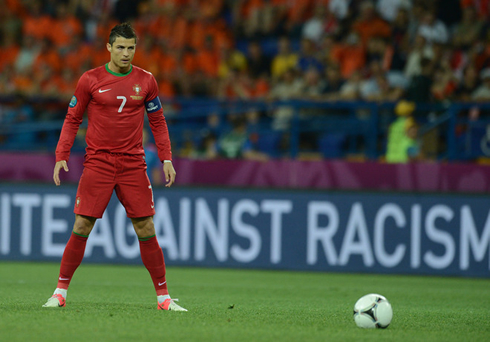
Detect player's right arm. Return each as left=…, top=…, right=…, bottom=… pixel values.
left=53, top=72, right=92, bottom=185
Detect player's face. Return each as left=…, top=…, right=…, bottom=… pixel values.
left=107, top=37, right=136, bottom=72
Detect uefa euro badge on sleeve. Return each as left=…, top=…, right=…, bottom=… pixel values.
left=69, top=96, right=77, bottom=108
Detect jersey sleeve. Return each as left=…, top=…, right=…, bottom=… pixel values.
left=145, top=75, right=172, bottom=162
left=55, top=72, right=92, bottom=162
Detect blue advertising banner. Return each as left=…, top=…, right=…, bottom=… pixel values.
left=0, top=184, right=489, bottom=277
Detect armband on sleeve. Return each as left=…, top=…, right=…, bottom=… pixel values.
left=145, top=97, right=162, bottom=114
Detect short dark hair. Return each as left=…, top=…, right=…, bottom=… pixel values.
left=109, top=22, right=137, bottom=45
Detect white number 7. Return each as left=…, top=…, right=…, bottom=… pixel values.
left=117, top=96, right=127, bottom=113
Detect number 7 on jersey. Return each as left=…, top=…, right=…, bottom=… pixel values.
left=117, top=96, right=127, bottom=113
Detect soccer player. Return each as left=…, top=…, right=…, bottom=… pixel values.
left=42, top=23, right=186, bottom=312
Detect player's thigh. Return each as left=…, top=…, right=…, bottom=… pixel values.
left=115, top=158, right=155, bottom=218
left=75, top=158, right=116, bottom=218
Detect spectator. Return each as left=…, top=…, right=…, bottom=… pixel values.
left=331, top=31, right=366, bottom=78
left=452, top=6, right=484, bottom=50
left=50, top=1, right=83, bottom=51
left=195, top=35, right=220, bottom=78
left=353, top=1, right=391, bottom=46
left=405, top=57, right=434, bottom=103
left=271, top=36, right=298, bottom=79
left=218, top=45, right=247, bottom=78
left=430, top=62, right=458, bottom=101
left=0, top=34, right=20, bottom=73
left=366, top=36, right=395, bottom=72
left=460, top=0, right=490, bottom=20
left=404, top=35, right=434, bottom=79
left=360, top=70, right=405, bottom=102
left=302, top=4, right=339, bottom=44
left=246, top=41, right=271, bottom=79
left=218, top=115, right=267, bottom=160
left=376, top=0, right=412, bottom=22
left=297, top=38, right=324, bottom=72
left=338, top=70, right=363, bottom=100
left=217, top=69, right=255, bottom=99
left=2, top=94, right=36, bottom=148
left=406, top=1, right=426, bottom=43
left=14, top=35, right=40, bottom=73
left=193, top=131, right=219, bottom=160
left=321, top=64, right=345, bottom=99
left=22, top=0, right=53, bottom=41
left=329, top=0, right=351, bottom=20
left=268, top=68, right=303, bottom=130
left=300, top=67, right=325, bottom=100
left=233, top=0, right=277, bottom=39
left=454, top=65, right=480, bottom=101
left=472, top=68, right=490, bottom=101
left=390, top=8, right=410, bottom=70
left=417, top=9, right=449, bottom=44
left=385, top=100, right=421, bottom=163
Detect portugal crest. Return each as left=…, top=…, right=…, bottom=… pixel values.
left=133, top=84, right=141, bottom=95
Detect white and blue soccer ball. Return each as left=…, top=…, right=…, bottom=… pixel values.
left=353, top=293, right=393, bottom=329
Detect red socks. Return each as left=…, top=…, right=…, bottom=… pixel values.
left=56, top=232, right=168, bottom=297
left=139, top=235, right=169, bottom=296
left=57, top=232, right=88, bottom=289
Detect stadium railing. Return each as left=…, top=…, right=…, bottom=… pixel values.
left=1, top=97, right=490, bottom=161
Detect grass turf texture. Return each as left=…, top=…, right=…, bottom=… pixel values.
left=0, top=262, right=489, bottom=342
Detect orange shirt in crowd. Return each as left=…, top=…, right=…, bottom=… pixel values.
left=253, top=77, right=270, bottom=98
left=283, top=0, right=314, bottom=24
left=169, top=16, right=189, bottom=49
left=159, top=53, right=180, bottom=79
left=353, top=17, right=391, bottom=46
left=12, top=73, right=34, bottom=93
left=6, top=0, right=27, bottom=17
left=182, top=51, right=198, bottom=75
left=199, top=0, right=224, bottom=19
left=158, top=79, right=176, bottom=98
left=50, top=17, right=83, bottom=48
left=195, top=49, right=219, bottom=77
left=64, top=43, right=94, bottom=73
left=0, top=44, right=20, bottom=72
left=332, top=44, right=366, bottom=78
left=96, top=18, right=119, bottom=42
left=35, top=48, right=62, bottom=74
left=156, top=0, right=190, bottom=8
left=91, top=43, right=110, bottom=69
left=23, top=14, right=53, bottom=40
left=132, top=47, right=162, bottom=77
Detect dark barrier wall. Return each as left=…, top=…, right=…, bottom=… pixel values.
left=1, top=184, right=489, bottom=277
left=3, top=152, right=490, bottom=193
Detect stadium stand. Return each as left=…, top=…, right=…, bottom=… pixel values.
left=1, top=0, right=490, bottom=162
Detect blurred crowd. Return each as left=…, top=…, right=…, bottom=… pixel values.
left=1, top=0, right=490, bottom=160
left=1, top=0, right=490, bottom=102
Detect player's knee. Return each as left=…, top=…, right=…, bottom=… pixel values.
left=132, top=216, right=155, bottom=238
left=73, top=215, right=96, bottom=236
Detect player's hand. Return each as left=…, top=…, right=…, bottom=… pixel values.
left=53, top=160, right=69, bottom=186
left=163, top=161, right=176, bottom=187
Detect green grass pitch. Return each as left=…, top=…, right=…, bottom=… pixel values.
left=0, top=262, right=489, bottom=342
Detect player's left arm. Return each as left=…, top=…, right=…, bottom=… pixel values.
left=145, top=75, right=175, bottom=187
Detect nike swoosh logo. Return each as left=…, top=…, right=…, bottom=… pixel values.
left=151, top=205, right=154, bottom=209
left=59, top=277, right=70, bottom=281
left=158, top=281, right=166, bottom=286
left=98, top=88, right=111, bottom=93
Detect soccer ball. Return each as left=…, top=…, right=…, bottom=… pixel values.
left=353, top=293, right=393, bottom=329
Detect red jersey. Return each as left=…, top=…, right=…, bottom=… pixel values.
left=56, top=64, right=172, bottom=162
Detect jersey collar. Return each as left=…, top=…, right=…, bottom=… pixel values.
left=105, top=63, right=133, bottom=77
